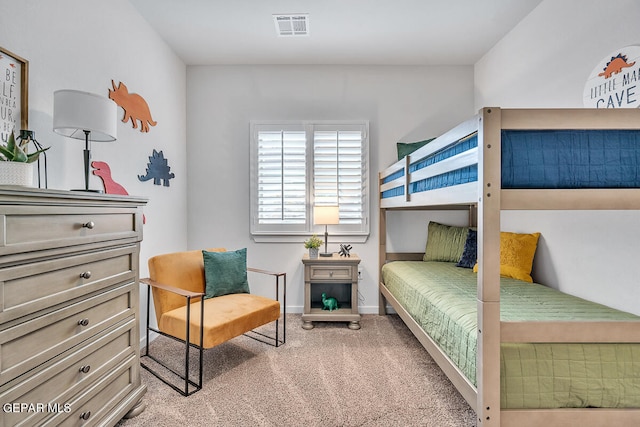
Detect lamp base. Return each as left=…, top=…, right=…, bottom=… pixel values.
left=71, top=189, right=104, bottom=193
left=320, top=228, right=333, bottom=257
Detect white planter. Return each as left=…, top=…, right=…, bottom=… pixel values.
left=0, top=162, right=34, bottom=187
left=309, top=248, right=319, bottom=259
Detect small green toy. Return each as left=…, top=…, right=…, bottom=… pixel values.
left=321, top=293, right=339, bottom=311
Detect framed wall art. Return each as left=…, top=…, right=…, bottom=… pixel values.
left=0, top=47, right=28, bottom=143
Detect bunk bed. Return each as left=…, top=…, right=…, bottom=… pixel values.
left=378, top=107, right=640, bottom=427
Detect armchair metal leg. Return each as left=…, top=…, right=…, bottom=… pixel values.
left=243, top=271, right=287, bottom=347
left=141, top=284, right=205, bottom=396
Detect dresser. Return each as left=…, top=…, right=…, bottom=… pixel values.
left=0, top=188, right=147, bottom=426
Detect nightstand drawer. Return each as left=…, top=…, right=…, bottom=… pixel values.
left=307, top=265, right=354, bottom=281
left=0, top=245, right=136, bottom=324
left=0, top=283, right=134, bottom=385
left=0, top=319, right=135, bottom=427
left=0, top=206, right=140, bottom=256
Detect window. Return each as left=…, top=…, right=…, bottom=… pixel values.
left=250, top=121, right=369, bottom=242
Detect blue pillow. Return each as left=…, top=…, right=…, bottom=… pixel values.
left=456, top=229, right=477, bottom=269
left=203, top=248, right=250, bottom=298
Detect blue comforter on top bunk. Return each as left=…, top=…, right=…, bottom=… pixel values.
left=502, top=129, right=640, bottom=188
left=381, top=129, right=640, bottom=198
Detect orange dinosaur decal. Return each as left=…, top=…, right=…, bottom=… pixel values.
left=108, top=80, right=157, bottom=133
left=598, top=54, right=636, bottom=79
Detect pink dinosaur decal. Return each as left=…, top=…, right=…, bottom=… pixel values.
left=92, top=160, right=146, bottom=223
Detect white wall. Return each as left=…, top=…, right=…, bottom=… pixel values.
left=475, top=0, right=640, bottom=315
left=0, top=0, right=188, bottom=334
left=186, top=65, right=474, bottom=313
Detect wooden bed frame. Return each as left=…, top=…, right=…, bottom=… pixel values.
left=378, top=107, right=640, bottom=426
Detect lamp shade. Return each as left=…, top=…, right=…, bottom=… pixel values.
left=53, top=89, right=117, bottom=141
left=314, top=205, right=340, bottom=225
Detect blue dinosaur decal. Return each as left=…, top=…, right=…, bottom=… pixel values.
left=138, top=149, right=175, bottom=187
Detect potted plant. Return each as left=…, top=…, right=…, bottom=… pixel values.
left=304, top=234, right=323, bottom=259
left=0, top=131, right=49, bottom=187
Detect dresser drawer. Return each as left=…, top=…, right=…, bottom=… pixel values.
left=46, top=355, right=138, bottom=427
left=0, top=283, right=134, bottom=385
left=306, top=265, right=355, bottom=281
left=0, top=319, right=135, bottom=427
left=0, top=246, right=136, bottom=324
left=0, top=206, right=141, bottom=256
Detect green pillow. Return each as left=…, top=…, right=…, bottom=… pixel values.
left=203, top=248, right=250, bottom=298
left=396, top=137, right=436, bottom=161
left=423, top=221, right=469, bottom=262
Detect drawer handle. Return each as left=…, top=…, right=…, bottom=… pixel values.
left=77, top=318, right=90, bottom=327
left=79, top=365, right=91, bottom=374
left=79, top=271, right=92, bottom=279
left=82, top=221, right=95, bottom=229
left=330, top=271, right=333, bottom=277
left=80, top=411, right=91, bottom=421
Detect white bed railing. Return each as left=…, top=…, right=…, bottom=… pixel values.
left=379, top=116, right=480, bottom=209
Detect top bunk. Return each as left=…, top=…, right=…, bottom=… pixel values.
left=379, top=107, right=640, bottom=211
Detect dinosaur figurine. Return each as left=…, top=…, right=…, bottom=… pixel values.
left=138, top=149, right=175, bottom=187
left=321, top=293, right=339, bottom=311
left=109, top=80, right=157, bottom=133
left=92, top=160, right=146, bottom=223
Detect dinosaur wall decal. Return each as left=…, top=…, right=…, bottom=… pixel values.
left=138, top=149, right=175, bottom=187
left=109, top=80, right=157, bottom=133
left=92, top=160, right=146, bottom=223
left=598, top=54, right=636, bottom=79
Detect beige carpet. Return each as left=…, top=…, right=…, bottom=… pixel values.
left=117, top=314, right=476, bottom=427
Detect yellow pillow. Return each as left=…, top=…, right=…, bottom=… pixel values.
left=473, top=231, right=540, bottom=282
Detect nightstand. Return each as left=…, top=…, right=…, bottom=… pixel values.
left=301, top=253, right=361, bottom=330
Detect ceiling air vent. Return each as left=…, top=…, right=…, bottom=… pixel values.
left=273, top=14, right=309, bottom=37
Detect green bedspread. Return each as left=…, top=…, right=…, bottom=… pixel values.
left=381, top=261, right=640, bottom=409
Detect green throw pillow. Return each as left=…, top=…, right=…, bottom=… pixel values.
left=423, top=221, right=469, bottom=262
left=396, top=137, right=436, bottom=161
left=203, top=248, right=250, bottom=298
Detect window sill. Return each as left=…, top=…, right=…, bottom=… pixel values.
left=252, top=233, right=369, bottom=244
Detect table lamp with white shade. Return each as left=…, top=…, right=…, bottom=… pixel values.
left=53, top=89, right=117, bottom=192
left=313, top=205, right=340, bottom=257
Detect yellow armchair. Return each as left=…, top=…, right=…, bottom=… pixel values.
left=140, top=248, right=286, bottom=395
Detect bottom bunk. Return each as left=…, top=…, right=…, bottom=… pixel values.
left=379, top=260, right=640, bottom=418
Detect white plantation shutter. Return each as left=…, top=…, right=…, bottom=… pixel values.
left=313, top=126, right=366, bottom=228
left=251, top=121, right=369, bottom=241
left=257, top=130, right=306, bottom=224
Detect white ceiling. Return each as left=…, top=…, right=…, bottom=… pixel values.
left=129, top=0, right=543, bottom=66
